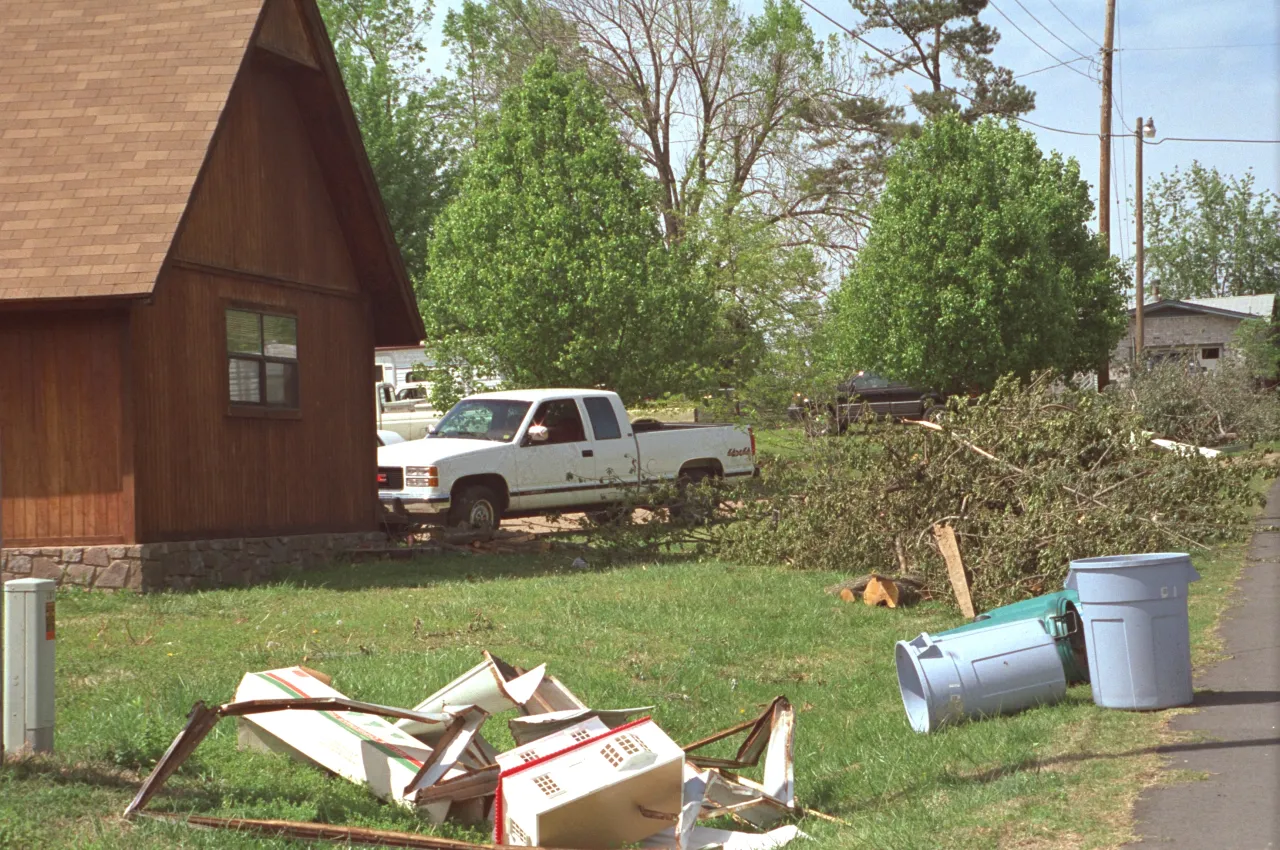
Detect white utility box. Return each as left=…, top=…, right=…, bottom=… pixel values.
left=495, top=716, right=684, bottom=850
left=4, top=579, right=56, bottom=754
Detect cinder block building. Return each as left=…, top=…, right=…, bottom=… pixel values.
left=1111, top=294, right=1275, bottom=375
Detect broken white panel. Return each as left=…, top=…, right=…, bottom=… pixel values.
left=1151, top=438, right=1221, bottom=458
left=674, top=764, right=710, bottom=850
left=508, top=706, right=653, bottom=746
left=397, top=652, right=545, bottom=740
left=404, top=707, right=490, bottom=796
left=233, top=667, right=463, bottom=823
left=640, top=824, right=807, bottom=850
left=761, top=700, right=795, bottom=807
left=522, top=674, right=589, bottom=714
left=498, top=718, right=684, bottom=850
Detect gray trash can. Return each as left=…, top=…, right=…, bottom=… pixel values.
left=896, top=617, right=1068, bottom=733
left=1066, top=553, right=1200, bottom=710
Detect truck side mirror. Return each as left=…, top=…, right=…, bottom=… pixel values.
left=527, top=425, right=550, bottom=444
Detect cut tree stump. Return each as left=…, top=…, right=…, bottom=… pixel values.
left=862, top=576, right=900, bottom=608
left=933, top=523, right=976, bottom=618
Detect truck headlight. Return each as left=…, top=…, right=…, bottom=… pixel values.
left=406, top=466, right=439, bottom=488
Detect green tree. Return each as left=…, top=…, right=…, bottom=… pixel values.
left=319, top=0, right=456, bottom=282
left=1142, top=162, right=1280, bottom=299
left=421, top=53, right=716, bottom=402
left=827, top=114, right=1124, bottom=394
left=850, top=0, right=1035, bottom=122
left=1233, top=316, right=1280, bottom=380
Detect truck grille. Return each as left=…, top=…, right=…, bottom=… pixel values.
left=377, top=467, right=404, bottom=490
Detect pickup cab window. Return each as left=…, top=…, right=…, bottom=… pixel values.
left=582, top=396, right=622, bottom=440
left=528, top=399, right=586, bottom=445
left=433, top=399, right=530, bottom=442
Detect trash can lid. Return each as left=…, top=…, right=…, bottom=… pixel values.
left=1064, top=552, right=1200, bottom=594
left=1067, top=552, right=1191, bottom=571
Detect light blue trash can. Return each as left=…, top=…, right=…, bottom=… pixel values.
left=1066, top=553, right=1200, bottom=710
left=896, top=617, right=1068, bottom=733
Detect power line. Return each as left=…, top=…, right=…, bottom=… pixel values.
left=1008, top=0, right=1094, bottom=62
left=1044, top=0, right=1101, bottom=48
left=1148, top=136, right=1280, bottom=145
left=797, top=0, right=1099, bottom=138
left=1014, top=56, right=1092, bottom=78
left=988, top=0, right=1097, bottom=81
left=795, top=0, right=1280, bottom=145
left=1119, top=42, right=1280, bottom=52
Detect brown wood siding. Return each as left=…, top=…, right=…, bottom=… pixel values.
left=0, top=310, right=131, bottom=546
left=172, top=55, right=360, bottom=294
left=257, top=0, right=319, bottom=68
left=132, top=266, right=375, bottom=541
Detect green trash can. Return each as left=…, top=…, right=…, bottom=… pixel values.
left=935, top=589, right=1089, bottom=685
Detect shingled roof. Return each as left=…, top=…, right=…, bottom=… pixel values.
left=0, top=0, right=263, bottom=300
left=0, top=0, right=424, bottom=343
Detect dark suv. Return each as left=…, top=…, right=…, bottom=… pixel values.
left=789, top=372, right=943, bottom=432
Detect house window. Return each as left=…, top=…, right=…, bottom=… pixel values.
left=1201, top=347, right=1220, bottom=360
left=227, top=308, right=298, bottom=408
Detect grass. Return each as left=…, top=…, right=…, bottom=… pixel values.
left=0, top=533, right=1257, bottom=850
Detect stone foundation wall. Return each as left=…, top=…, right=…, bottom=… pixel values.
left=0, top=532, right=386, bottom=592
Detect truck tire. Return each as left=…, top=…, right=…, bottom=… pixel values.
left=450, top=484, right=501, bottom=535
left=672, top=467, right=718, bottom=524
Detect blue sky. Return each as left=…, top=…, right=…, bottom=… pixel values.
left=418, top=0, right=1280, bottom=264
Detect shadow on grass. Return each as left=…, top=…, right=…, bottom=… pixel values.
left=1, top=756, right=142, bottom=791
left=821, top=733, right=1280, bottom=815
left=253, top=547, right=704, bottom=594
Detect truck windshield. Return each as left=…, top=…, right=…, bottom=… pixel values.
left=431, top=399, right=531, bottom=442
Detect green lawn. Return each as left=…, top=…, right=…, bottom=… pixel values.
left=0, top=538, right=1252, bottom=850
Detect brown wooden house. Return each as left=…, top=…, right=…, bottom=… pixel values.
left=0, top=0, right=424, bottom=557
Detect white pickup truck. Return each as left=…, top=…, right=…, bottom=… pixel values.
left=376, top=389, right=757, bottom=530
left=375, top=383, right=441, bottom=442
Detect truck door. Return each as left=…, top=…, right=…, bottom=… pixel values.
left=581, top=395, right=637, bottom=502
left=511, top=398, right=597, bottom=512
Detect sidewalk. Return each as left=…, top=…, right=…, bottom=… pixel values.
left=1124, top=482, right=1280, bottom=848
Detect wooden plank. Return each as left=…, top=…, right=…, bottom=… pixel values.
left=933, top=523, right=976, bottom=618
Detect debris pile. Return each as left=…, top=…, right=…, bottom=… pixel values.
left=124, top=652, right=816, bottom=850
left=726, top=373, right=1261, bottom=610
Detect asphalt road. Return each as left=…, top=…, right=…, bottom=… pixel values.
left=1125, top=482, right=1280, bottom=849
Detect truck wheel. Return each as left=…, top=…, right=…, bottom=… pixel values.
left=672, top=468, right=718, bottom=524
left=450, top=485, right=501, bottom=535
left=587, top=506, right=634, bottom=526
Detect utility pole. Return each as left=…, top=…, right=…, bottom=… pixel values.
left=1134, top=116, right=1145, bottom=355
left=1096, top=0, right=1117, bottom=387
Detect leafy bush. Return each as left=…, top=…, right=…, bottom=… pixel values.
left=1117, top=356, right=1280, bottom=446
left=717, top=374, right=1265, bottom=610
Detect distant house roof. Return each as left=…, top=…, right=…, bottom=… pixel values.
left=1130, top=293, right=1275, bottom=321
left=0, top=0, right=262, bottom=301
left=0, top=0, right=424, bottom=343
left=1186, top=294, right=1275, bottom=317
